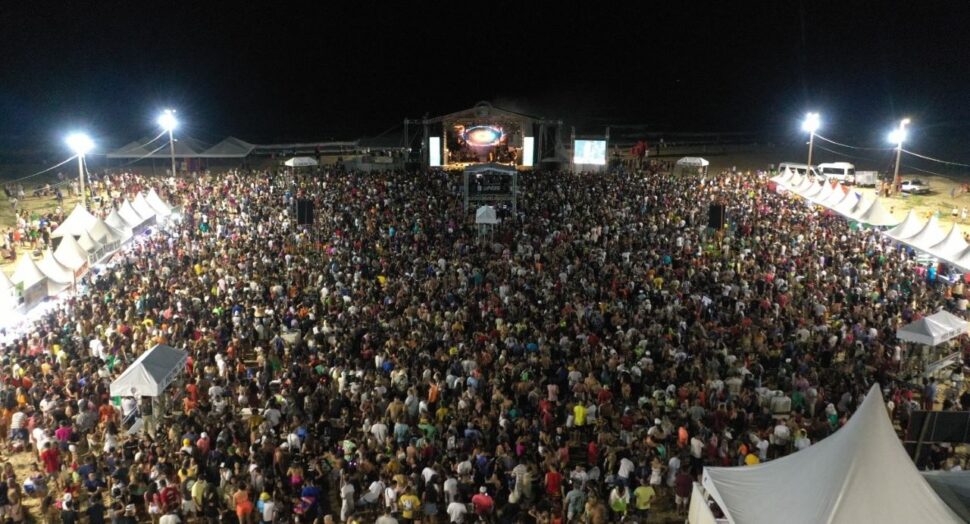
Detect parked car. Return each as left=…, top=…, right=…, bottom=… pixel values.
left=900, top=179, right=931, bottom=194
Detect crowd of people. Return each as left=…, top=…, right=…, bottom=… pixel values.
left=0, top=162, right=965, bottom=524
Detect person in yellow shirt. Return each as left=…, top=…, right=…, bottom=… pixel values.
left=745, top=452, right=761, bottom=465
left=398, top=486, right=421, bottom=523
left=573, top=402, right=587, bottom=427
left=633, top=482, right=656, bottom=521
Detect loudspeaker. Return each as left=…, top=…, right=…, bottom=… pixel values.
left=296, top=199, right=314, bottom=225
left=707, top=204, right=725, bottom=229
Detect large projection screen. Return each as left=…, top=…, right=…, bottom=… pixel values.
left=522, top=137, right=535, bottom=167
left=429, top=137, right=441, bottom=167
left=573, top=140, right=606, bottom=165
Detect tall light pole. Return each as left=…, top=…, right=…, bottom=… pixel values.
left=65, top=133, right=94, bottom=208
left=888, top=118, right=910, bottom=195
left=157, top=109, right=178, bottom=176
left=801, top=112, right=820, bottom=169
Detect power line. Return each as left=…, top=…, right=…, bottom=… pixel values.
left=902, top=148, right=970, bottom=168
left=814, top=134, right=893, bottom=151
left=813, top=144, right=883, bottom=163
left=116, top=141, right=171, bottom=168
left=7, top=155, right=79, bottom=184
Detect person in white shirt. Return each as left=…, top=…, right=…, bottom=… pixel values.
left=446, top=499, right=468, bottom=523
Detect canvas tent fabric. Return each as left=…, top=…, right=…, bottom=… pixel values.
left=799, top=181, right=824, bottom=200
left=475, top=206, right=498, bottom=225
left=928, top=225, right=970, bottom=264
left=109, top=344, right=188, bottom=397
left=834, top=192, right=861, bottom=217
left=106, top=136, right=211, bottom=159
left=702, top=384, right=962, bottom=524
left=676, top=157, right=710, bottom=167
left=119, top=200, right=148, bottom=228
left=900, top=215, right=947, bottom=251
left=922, top=471, right=970, bottom=522
left=53, top=234, right=89, bottom=272
left=87, top=218, right=122, bottom=246
left=132, top=194, right=157, bottom=222
left=896, top=313, right=967, bottom=346
left=201, top=136, right=255, bottom=158
left=0, top=272, right=18, bottom=313
left=885, top=210, right=924, bottom=241
left=926, top=310, right=969, bottom=336
left=37, top=250, right=73, bottom=284
left=145, top=189, right=173, bottom=216
left=76, top=231, right=103, bottom=260
left=105, top=210, right=135, bottom=242
left=51, top=204, right=97, bottom=239
left=820, top=183, right=849, bottom=209
left=284, top=156, right=319, bottom=167
left=810, top=180, right=833, bottom=203
left=11, top=256, right=46, bottom=289
left=853, top=198, right=899, bottom=227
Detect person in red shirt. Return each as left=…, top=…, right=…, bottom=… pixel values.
left=40, top=442, right=60, bottom=477
left=471, top=487, right=494, bottom=516
left=545, top=465, right=564, bottom=500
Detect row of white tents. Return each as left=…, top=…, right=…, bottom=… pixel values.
left=0, top=189, right=173, bottom=315
left=771, top=168, right=970, bottom=272
left=770, top=167, right=899, bottom=227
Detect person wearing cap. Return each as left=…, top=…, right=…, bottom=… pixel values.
left=256, top=492, right=276, bottom=524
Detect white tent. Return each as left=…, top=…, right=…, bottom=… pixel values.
left=923, top=471, right=970, bottom=522
left=10, top=257, right=51, bottom=307
left=787, top=173, right=804, bottom=190
left=53, top=234, right=89, bottom=273
left=132, top=193, right=157, bottom=222
left=901, top=215, right=947, bottom=252
left=769, top=167, right=794, bottom=186
left=475, top=206, right=498, bottom=225
left=87, top=218, right=122, bottom=251
left=853, top=198, right=899, bottom=227
left=820, top=183, right=849, bottom=209
left=885, top=210, right=925, bottom=241
left=51, top=204, right=97, bottom=239
left=118, top=200, right=149, bottom=232
left=834, top=192, right=861, bottom=217
left=0, top=271, right=19, bottom=313
left=76, top=230, right=103, bottom=261
left=284, top=156, right=319, bottom=167
left=109, top=344, right=188, bottom=397
left=793, top=178, right=815, bottom=196
left=897, top=312, right=968, bottom=346
left=701, top=384, right=962, bottom=524
left=810, top=180, right=834, bottom=203
left=145, top=188, right=173, bottom=216
left=799, top=181, right=824, bottom=200
left=37, top=250, right=74, bottom=285
left=676, top=157, right=710, bottom=167
left=929, top=225, right=970, bottom=264
left=105, top=210, right=135, bottom=243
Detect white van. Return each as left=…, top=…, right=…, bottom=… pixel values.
left=778, top=162, right=819, bottom=178
left=818, top=162, right=855, bottom=183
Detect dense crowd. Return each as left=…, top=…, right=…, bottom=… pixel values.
left=0, top=164, right=966, bottom=524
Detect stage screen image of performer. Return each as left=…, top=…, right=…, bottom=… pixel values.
left=447, top=124, right=520, bottom=165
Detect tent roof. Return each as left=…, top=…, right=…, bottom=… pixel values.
left=106, top=209, right=135, bottom=231
left=897, top=313, right=967, bottom=346
left=810, top=180, right=834, bottom=203
left=53, top=234, right=89, bottom=271
left=835, top=192, right=861, bottom=216
left=902, top=215, right=947, bottom=251
left=284, top=156, right=318, bottom=167
left=118, top=200, right=147, bottom=227
left=51, top=204, right=97, bottom=239
left=109, top=344, right=188, bottom=397
left=422, top=101, right=541, bottom=124
left=37, top=250, right=73, bottom=284
left=87, top=218, right=122, bottom=244
left=106, top=136, right=211, bottom=159
left=923, top=471, right=970, bottom=522
left=930, top=224, right=970, bottom=263
left=201, top=136, right=255, bottom=158
left=854, top=198, right=899, bottom=227
left=702, top=384, right=961, bottom=524
left=464, top=162, right=517, bottom=175
left=475, top=206, right=498, bottom=225
left=11, top=256, right=46, bottom=288
left=677, top=157, right=710, bottom=167
left=132, top=194, right=157, bottom=221
left=76, top=230, right=102, bottom=254
left=820, top=183, right=849, bottom=208
left=885, top=210, right=924, bottom=241
left=0, top=271, right=15, bottom=294
left=144, top=189, right=172, bottom=216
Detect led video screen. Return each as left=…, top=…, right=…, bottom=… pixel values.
left=573, top=140, right=606, bottom=165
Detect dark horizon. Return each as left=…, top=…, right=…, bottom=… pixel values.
left=2, top=2, right=970, bottom=162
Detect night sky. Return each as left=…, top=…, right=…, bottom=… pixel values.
left=1, top=2, right=969, bottom=153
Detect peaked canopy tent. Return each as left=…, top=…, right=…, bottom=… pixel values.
left=145, top=189, right=173, bottom=217
left=51, top=204, right=97, bottom=240
left=852, top=198, right=899, bottom=227
left=76, top=230, right=104, bottom=262
left=885, top=210, right=925, bottom=241
left=923, top=471, right=970, bottom=522
left=132, top=194, right=158, bottom=224
left=105, top=210, right=135, bottom=243
left=676, top=157, right=710, bottom=175
left=834, top=192, right=861, bottom=217
left=769, top=167, right=795, bottom=186
left=86, top=218, right=122, bottom=257
left=700, top=385, right=962, bottom=524
left=809, top=180, right=834, bottom=203
left=107, top=136, right=211, bottom=159
left=119, top=200, right=151, bottom=235
left=820, top=183, right=849, bottom=208
left=201, top=137, right=255, bottom=158
left=52, top=234, right=90, bottom=274
left=284, top=156, right=319, bottom=167
left=899, top=215, right=947, bottom=252
left=37, top=251, right=74, bottom=288
left=929, top=225, right=970, bottom=264
left=11, top=257, right=48, bottom=308
left=109, top=344, right=188, bottom=398
left=897, top=313, right=968, bottom=346
left=475, top=206, right=498, bottom=224
left=0, top=271, right=20, bottom=315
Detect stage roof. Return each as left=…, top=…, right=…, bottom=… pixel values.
left=424, top=101, right=542, bottom=125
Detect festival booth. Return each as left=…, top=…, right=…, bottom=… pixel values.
left=145, top=189, right=173, bottom=217
left=118, top=199, right=151, bottom=235
left=810, top=180, right=834, bottom=203
left=928, top=225, right=970, bottom=265
left=898, top=215, right=947, bottom=253
left=132, top=193, right=159, bottom=224
left=283, top=156, right=318, bottom=168
left=50, top=204, right=97, bottom=240
left=37, top=251, right=75, bottom=291
left=109, top=344, right=188, bottom=435
left=475, top=205, right=499, bottom=242
left=897, top=311, right=969, bottom=379
left=105, top=210, right=135, bottom=244
left=852, top=198, right=899, bottom=227
left=0, top=271, right=20, bottom=316
left=769, top=167, right=794, bottom=186
left=834, top=192, right=861, bottom=217
left=676, top=157, right=710, bottom=176
left=76, top=231, right=104, bottom=263
left=86, top=218, right=122, bottom=259
left=11, top=257, right=49, bottom=309
left=885, top=210, right=925, bottom=241
left=52, top=234, right=90, bottom=282
left=698, top=385, right=962, bottom=524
